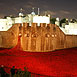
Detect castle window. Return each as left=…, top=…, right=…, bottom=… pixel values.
left=24, top=34, right=29, bottom=37
left=19, top=33, right=22, bottom=37
left=52, top=35, right=54, bottom=37
left=45, top=34, right=50, bottom=37
left=51, top=34, right=56, bottom=37
left=32, top=34, right=37, bottom=37
left=55, top=35, right=57, bottom=37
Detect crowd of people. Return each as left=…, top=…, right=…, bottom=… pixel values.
left=0, top=65, right=31, bottom=77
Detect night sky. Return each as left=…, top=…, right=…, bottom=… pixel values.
left=0, top=0, right=77, bottom=19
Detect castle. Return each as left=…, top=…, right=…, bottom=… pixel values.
left=0, top=8, right=77, bottom=52
left=0, top=23, right=77, bottom=52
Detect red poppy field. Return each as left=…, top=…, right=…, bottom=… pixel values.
left=0, top=37, right=77, bottom=77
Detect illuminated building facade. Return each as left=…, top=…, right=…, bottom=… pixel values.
left=0, top=11, right=50, bottom=31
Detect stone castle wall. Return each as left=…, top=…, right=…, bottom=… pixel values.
left=0, top=24, right=20, bottom=48
left=21, top=23, right=77, bottom=52
left=0, top=23, right=77, bottom=52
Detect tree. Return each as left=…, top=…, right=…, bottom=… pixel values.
left=70, top=19, right=77, bottom=23
left=50, top=18, right=56, bottom=24
left=60, top=18, right=67, bottom=27
left=4, top=16, right=7, bottom=19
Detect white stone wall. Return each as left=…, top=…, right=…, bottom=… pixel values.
left=60, top=23, right=77, bottom=35
left=65, top=23, right=77, bottom=35
left=0, top=19, right=8, bottom=31
left=33, top=15, right=50, bottom=26
left=15, top=17, right=23, bottom=23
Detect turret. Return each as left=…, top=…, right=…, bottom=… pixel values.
left=19, top=8, right=24, bottom=17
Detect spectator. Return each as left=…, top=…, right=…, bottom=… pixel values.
left=10, top=66, right=16, bottom=77
left=16, top=68, right=22, bottom=77
left=0, top=65, right=6, bottom=77
left=23, top=67, right=31, bottom=77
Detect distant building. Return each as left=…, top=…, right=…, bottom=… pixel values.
left=60, top=22, right=77, bottom=35
left=0, top=10, right=50, bottom=31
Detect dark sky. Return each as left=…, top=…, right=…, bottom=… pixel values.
left=0, top=0, right=77, bottom=19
